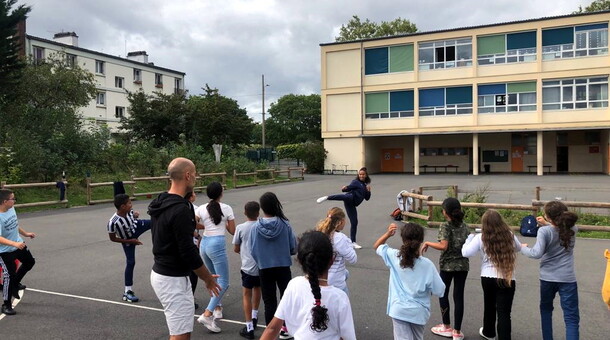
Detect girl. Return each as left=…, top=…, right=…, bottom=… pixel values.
left=374, top=222, right=445, bottom=340
left=521, top=200, right=579, bottom=340
left=315, top=207, right=357, bottom=294
left=261, top=230, right=356, bottom=340
left=317, top=167, right=371, bottom=249
left=195, top=182, right=235, bottom=333
left=421, top=197, right=469, bottom=340
left=250, top=192, right=297, bottom=339
left=461, top=209, right=521, bottom=340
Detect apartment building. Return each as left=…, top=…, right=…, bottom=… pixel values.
left=320, top=11, right=610, bottom=175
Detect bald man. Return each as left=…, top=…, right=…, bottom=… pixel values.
left=148, top=157, right=221, bottom=340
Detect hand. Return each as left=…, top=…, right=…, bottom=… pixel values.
left=133, top=239, right=143, bottom=245
left=387, top=223, right=397, bottom=236
left=133, top=211, right=140, bottom=218
left=13, top=241, right=26, bottom=250
left=205, top=274, right=222, bottom=297
left=521, top=243, right=528, bottom=248
left=366, top=185, right=371, bottom=191
left=341, top=186, right=348, bottom=191
left=421, top=242, right=429, bottom=253
left=536, top=216, right=546, bottom=225
left=24, top=232, right=36, bottom=239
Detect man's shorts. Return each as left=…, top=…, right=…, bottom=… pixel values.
left=241, top=270, right=261, bottom=289
left=150, top=270, right=194, bottom=335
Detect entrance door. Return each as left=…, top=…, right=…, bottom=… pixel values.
left=511, top=146, right=524, bottom=172
left=381, top=148, right=404, bottom=172
left=557, top=146, right=569, bottom=172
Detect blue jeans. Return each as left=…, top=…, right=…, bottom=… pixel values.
left=540, top=280, right=579, bottom=340
left=200, top=236, right=230, bottom=311
left=121, top=219, right=151, bottom=286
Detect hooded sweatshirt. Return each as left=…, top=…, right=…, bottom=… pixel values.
left=342, top=179, right=371, bottom=206
left=249, top=217, right=297, bottom=270
left=148, top=192, right=203, bottom=277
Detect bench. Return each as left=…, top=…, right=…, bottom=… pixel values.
left=420, top=165, right=459, bottom=173
left=527, top=165, right=552, bottom=173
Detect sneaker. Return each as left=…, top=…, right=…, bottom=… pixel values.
left=479, top=327, right=495, bottom=340
left=17, top=283, right=26, bottom=290
left=279, top=326, right=293, bottom=339
left=431, top=324, right=453, bottom=338
left=197, top=314, right=221, bottom=333
left=453, top=330, right=465, bottom=340
left=352, top=242, right=363, bottom=249
left=239, top=326, right=254, bottom=339
left=213, top=306, right=223, bottom=319
left=1, top=304, right=16, bottom=315
left=252, top=317, right=257, bottom=329
left=122, top=290, right=139, bottom=303
left=316, top=196, right=328, bottom=204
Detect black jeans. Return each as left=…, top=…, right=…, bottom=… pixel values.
left=481, top=277, right=516, bottom=340
left=327, top=193, right=359, bottom=242
left=439, top=270, right=468, bottom=331
left=0, top=246, right=36, bottom=304
left=259, top=266, right=291, bottom=325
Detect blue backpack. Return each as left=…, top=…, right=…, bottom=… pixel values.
left=520, top=215, right=538, bottom=237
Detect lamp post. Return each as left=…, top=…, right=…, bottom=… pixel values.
left=262, top=74, right=269, bottom=149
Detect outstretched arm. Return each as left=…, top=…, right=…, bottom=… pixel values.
left=374, top=223, right=397, bottom=250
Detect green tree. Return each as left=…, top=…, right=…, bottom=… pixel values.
left=265, top=94, right=321, bottom=146
left=575, top=0, right=610, bottom=12
left=335, top=15, right=417, bottom=42
left=0, top=0, right=31, bottom=104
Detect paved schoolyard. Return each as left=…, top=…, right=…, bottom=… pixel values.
left=1, top=173, right=609, bottom=339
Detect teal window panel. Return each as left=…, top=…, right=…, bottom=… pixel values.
left=390, top=90, right=414, bottom=111
left=542, top=27, right=574, bottom=46
left=507, top=31, right=536, bottom=49
left=446, top=86, right=473, bottom=104
left=365, top=48, right=388, bottom=75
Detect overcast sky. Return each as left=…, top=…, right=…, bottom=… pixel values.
left=18, top=0, right=593, bottom=121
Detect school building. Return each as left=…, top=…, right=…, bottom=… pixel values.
left=320, top=11, right=610, bottom=175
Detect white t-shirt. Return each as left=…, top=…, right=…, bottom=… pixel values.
left=461, top=233, right=521, bottom=280
left=195, top=202, right=234, bottom=237
left=275, top=276, right=356, bottom=340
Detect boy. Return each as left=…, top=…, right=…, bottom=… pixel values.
left=107, top=194, right=151, bottom=302
left=232, top=201, right=262, bottom=339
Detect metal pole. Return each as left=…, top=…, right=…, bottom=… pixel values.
left=262, top=74, right=266, bottom=149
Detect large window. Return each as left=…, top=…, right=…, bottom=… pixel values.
left=419, top=86, right=473, bottom=116
left=365, top=90, right=414, bottom=119
left=155, top=73, right=163, bottom=87
left=96, top=92, right=105, bottom=106
left=477, top=31, right=536, bottom=65
left=115, top=106, right=125, bottom=118
left=66, top=54, right=76, bottom=68
left=95, top=60, right=105, bottom=75
left=364, top=44, right=414, bottom=75
left=32, top=46, right=44, bottom=63
left=542, top=76, right=608, bottom=110
left=174, top=78, right=182, bottom=94
left=133, top=68, right=142, bottom=83
left=418, top=38, right=472, bottom=70
left=115, top=76, right=124, bottom=89
left=478, top=82, right=536, bottom=113
left=542, top=23, right=608, bottom=60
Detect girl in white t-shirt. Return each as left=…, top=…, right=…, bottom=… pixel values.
left=260, top=230, right=356, bottom=340
left=195, top=182, right=235, bottom=333
left=316, top=207, right=357, bottom=294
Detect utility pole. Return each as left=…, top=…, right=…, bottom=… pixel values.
left=262, top=74, right=266, bottom=149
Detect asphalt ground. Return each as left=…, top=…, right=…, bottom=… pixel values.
left=1, top=173, right=609, bottom=339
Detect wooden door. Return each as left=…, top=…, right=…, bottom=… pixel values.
left=511, top=146, right=524, bottom=172
left=381, top=148, right=404, bottom=172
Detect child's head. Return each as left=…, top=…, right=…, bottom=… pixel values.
left=244, top=201, right=260, bottom=221
left=543, top=200, right=578, bottom=250
left=206, top=182, right=223, bottom=201
left=398, top=223, right=424, bottom=269
left=481, top=209, right=516, bottom=286
left=442, top=197, right=464, bottom=224
left=356, top=167, right=371, bottom=184
left=205, top=182, right=224, bottom=225
left=259, top=192, right=288, bottom=220
left=184, top=191, right=196, bottom=203
left=297, top=230, right=333, bottom=332
left=113, top=194, right=131, bottom=211
left=316, top=207, right=346, bottom=235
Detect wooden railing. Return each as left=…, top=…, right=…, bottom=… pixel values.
left=1, top=181, right=69, bottom=208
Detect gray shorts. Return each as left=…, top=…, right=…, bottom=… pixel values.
left=392, top=318, right=424, bottom=340
left=150, top=270, right=195, bottom=335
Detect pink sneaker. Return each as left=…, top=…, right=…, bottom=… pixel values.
left=431, top=324, right=453, bottom=338
left=452, top=330, right=465, bottom=340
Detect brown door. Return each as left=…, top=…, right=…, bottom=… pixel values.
left=511, top=146, right=524, bottom=172
left=381, top=148, right=404, bottom=172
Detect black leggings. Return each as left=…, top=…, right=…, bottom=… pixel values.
left=481, top=277, right=515, bottom=340
left=439, top=270, right=468, bottom=331
left=259, top=266, right=291, bottom=325
left=327, top=193, right=359, bottom=242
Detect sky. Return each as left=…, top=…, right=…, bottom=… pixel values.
left=17, top=0, right=593, bottom=122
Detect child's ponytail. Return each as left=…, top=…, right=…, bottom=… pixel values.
left=316, top=207, right=346, bottom=236
left=544, top=200, right=578, bottom=250
left=398, top=223, right=424, bottom=269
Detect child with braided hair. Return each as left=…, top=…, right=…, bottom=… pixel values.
left=316, top=207, right=357, bottom=294
left=375, top=223, right=445, bottom=340
left=260, top=230, right=356, bottom=340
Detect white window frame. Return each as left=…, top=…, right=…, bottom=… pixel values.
left=115, top=106, right=125, bottom=118
left=478, top=47, right=536, bottom=65
left=542, top=76, right=608, bottom=110
left=95, top=60, right=105, bottom=75
left=115, top=76, right=124, bottom=89
left=133, top=68, right=142, bottom=83
left=542, top=27, right=608, bottom=60
left=96, top=92, right=106, bottom=106
left=419, top=103, right=472, bottom=117
left=33, top=46, right=45, bottom=62
left=174, top=78, right=182, bottom=94
left=155, top=73, right=163, bottom=87
left=418, top=38, right=472, bottom=71
left=66, top=54, right=77, bottom=67
left=478, top=91, right=536, bottom=113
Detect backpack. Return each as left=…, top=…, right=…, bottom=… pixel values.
left=390, top=208, right=403, bottom=221
left=520, top=215, right=538, bottom=237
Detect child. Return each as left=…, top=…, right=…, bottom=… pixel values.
left=374, top=223, right=445, bottom=340
left=261, top=230, right=356, bottom=340
left=422, top=197, right=469, bottom=340
left=107, top=193, right=151, bottom=303
left=250, top=192, right=297, bottom=339
left=521, top=200, right=579, bottom=340
left=461, top=209, right=521, bottom=340
left=315, top=207, right=357, bottom=294
left=232, top=201, right=262, bottom=339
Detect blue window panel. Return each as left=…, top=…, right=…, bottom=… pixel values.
left=507, top=31, right=536, bottom=49
left=478, top=84, right=506, bottom=96
left=446, top=86, right=473, bottom=104
left=365, top=48, right=388, bottom=75
left=390, top=90, right=414, bottom=111
left=575, top=23, right=608, bottom=31
left=542, top=27, right=574, bottom=46
left=419, top=88, right=444, bottom=107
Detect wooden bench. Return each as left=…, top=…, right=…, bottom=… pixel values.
left=420, top=165, right=459, bottom=173
left=527, top=165, right=552, bottom=173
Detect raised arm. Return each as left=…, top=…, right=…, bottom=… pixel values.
left=374, top=223, right=397, bottom=250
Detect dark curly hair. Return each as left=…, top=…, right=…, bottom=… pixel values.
left=544, top=200, right=578, bottom=251
left=398, top=223, right=424, bottom=269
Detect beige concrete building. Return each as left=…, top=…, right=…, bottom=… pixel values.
left=320, top=11, right=610, bottom=175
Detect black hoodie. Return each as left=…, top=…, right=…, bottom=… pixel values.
left=148, top=192, right=203, bottom=276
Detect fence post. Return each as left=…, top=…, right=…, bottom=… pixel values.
left=533, top=186, right=541, bottom=216
left=427, top=196, right=433, bottom=221
left=1, top=181, right=5, bottom=189
left=233, top=170, right=237, bottom=189
left=131, top=174, right=136, bottom=198
left=271, top=168, right=275, bottom=183
left=63, top=180, right=68, bottom=203
left=418, top=187, right=423, bottom=212
left=86, top=177, right=92, bottom=205
left=453, top=185, right=459, bottom=198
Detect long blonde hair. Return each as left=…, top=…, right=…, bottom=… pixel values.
left=315, top=207, right=345, bottom=236
left=481, top=210, right=516, bottom=286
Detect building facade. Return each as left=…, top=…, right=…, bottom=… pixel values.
left=320, top=11, right=610, bottom=175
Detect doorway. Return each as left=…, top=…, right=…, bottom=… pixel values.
left=511, top=146, right=524, bottom=172
left=557, top=146, right=569, bottom=172
left=381, top=148, right=404, bottom=172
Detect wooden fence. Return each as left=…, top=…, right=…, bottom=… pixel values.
left=232, top=167, right=305, bottom=189
left=1, top=181, right=69, bottom=208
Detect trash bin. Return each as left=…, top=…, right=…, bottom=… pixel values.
left=484, top=164, right=490, bottom=173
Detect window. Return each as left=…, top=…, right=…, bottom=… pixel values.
left=32, top=46, right=45, bottom=63
left=478, top=82, right=536, bottom=113
left=133, top=68, right=142, bottom=83
left=512, top=133, right=537, bottom=155
left=115, top=106, right=125, bottom=118
left=420, top=147, right=468, bottom=156
left=155, top=73, right=163, bottom=87
left=115, top=76, right=124, bottom=89
left=477, top=31, right=536, bottom=65
left=96, top=92, right=106, bottom=106
left=174, top=78, right=182, bottom=94
left=364, top=44, right=414, bottom=75
left=95, top=60, right=105, bottom=75
left=418, top=38, right=472, bottom=70
left=542, top=23, right=608, bottom=60
left=419, top=86, right=473, bottom=116
left=365, top=90, right=414, bottom=119
left=585, top=131, right=601, bottom=145
left=66, top=54, right=76, bottom=67
left=542, top=76, right=608, bottom=110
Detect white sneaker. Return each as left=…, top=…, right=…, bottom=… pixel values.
left=479, top=327, right=495, bottom=340
left=352, top=242, right=362, bottom=249
left=316, top=196, right=328, bottom=204
left=213, top=306, right=223, bottom=319
left=197, top=314, right=221, bottom=333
